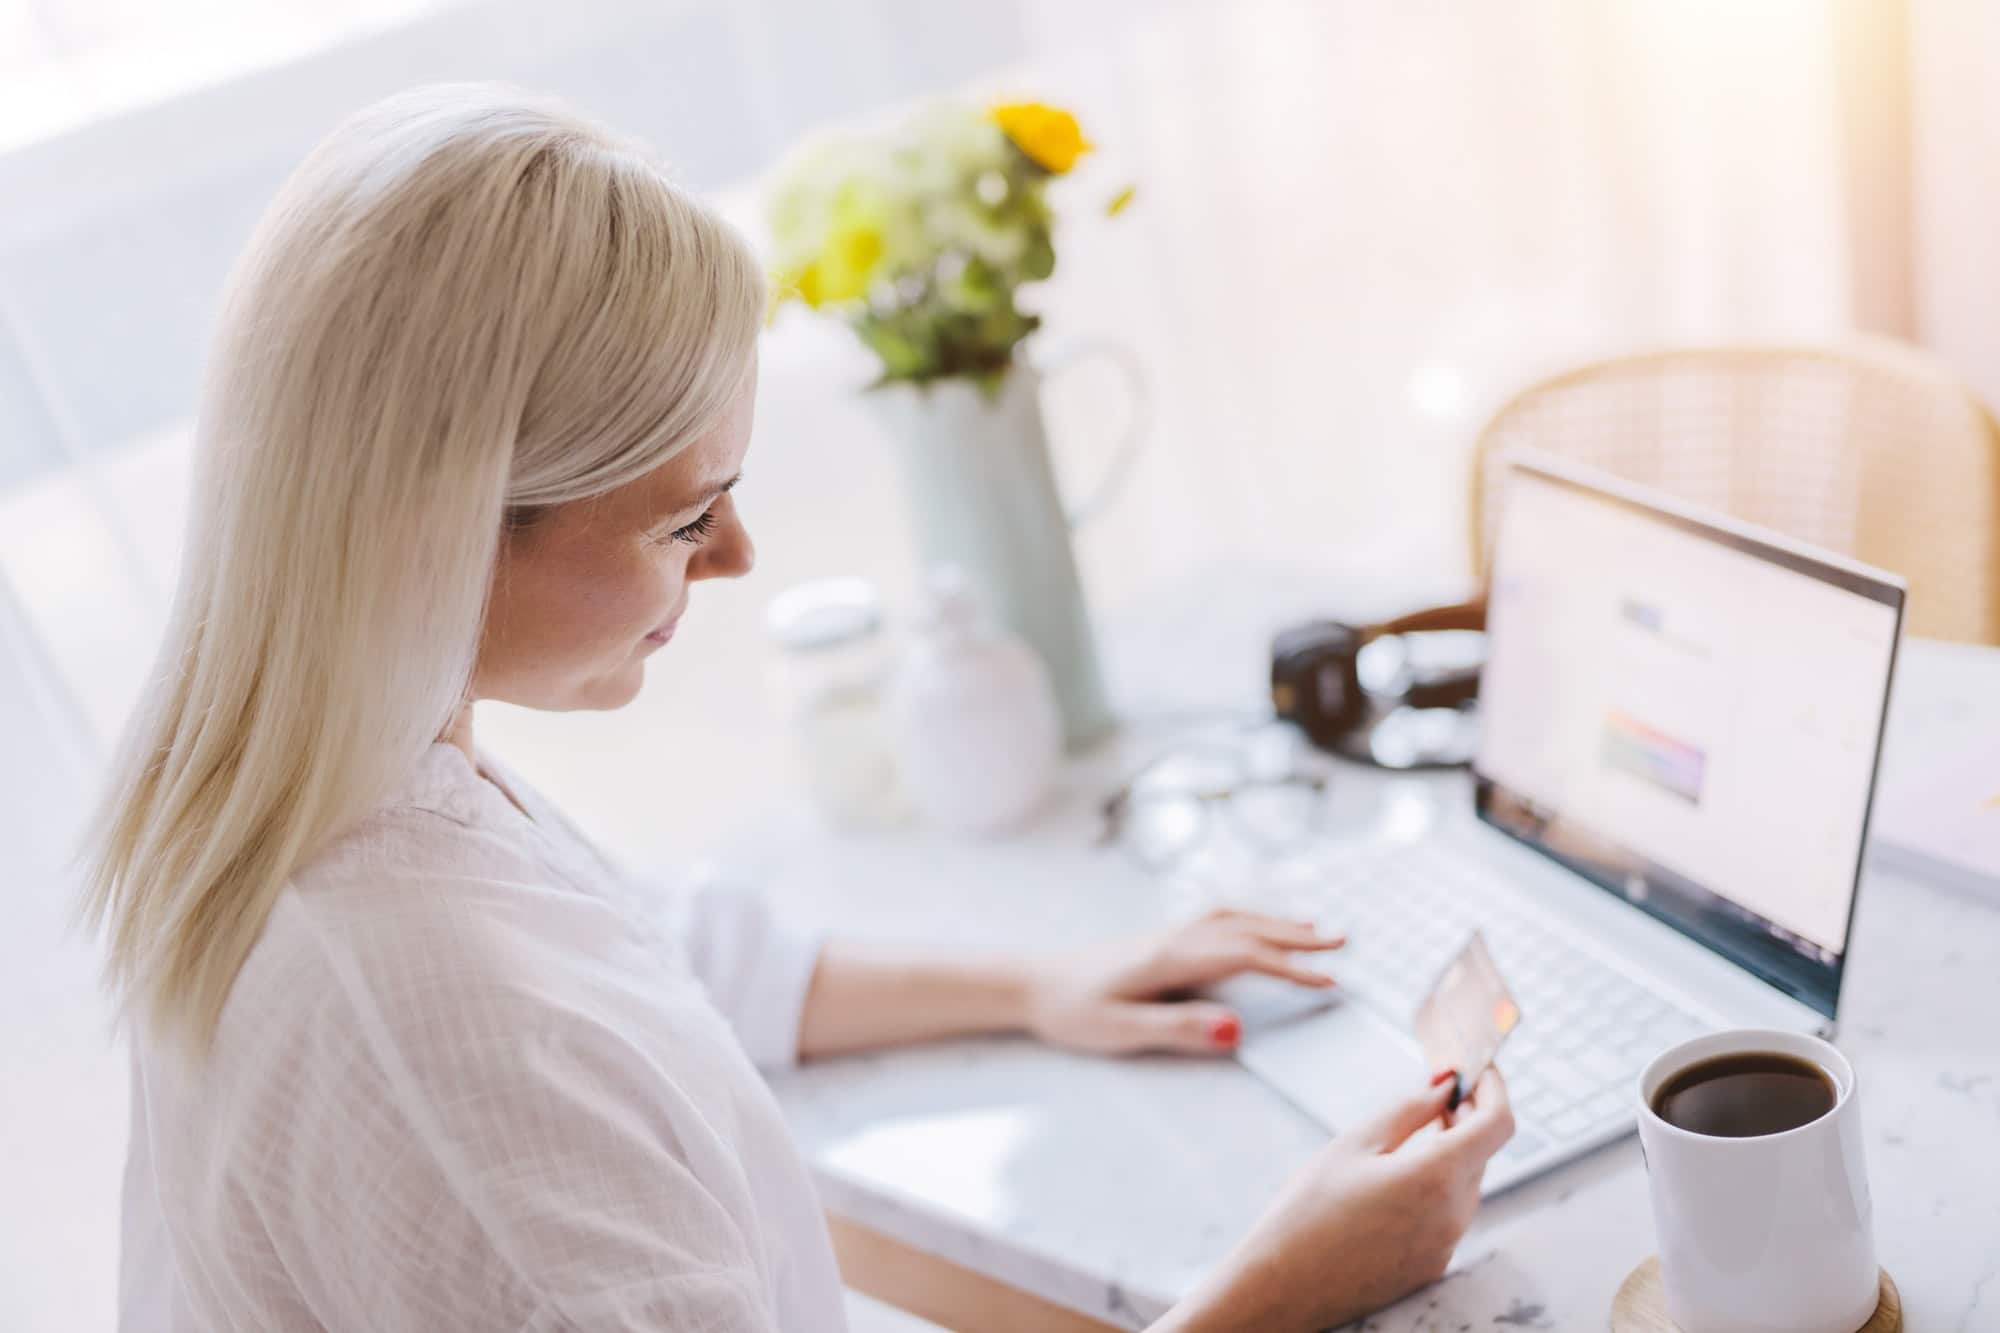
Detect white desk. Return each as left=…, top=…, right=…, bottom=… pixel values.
left=738, top=608, right=2000, bottom=1331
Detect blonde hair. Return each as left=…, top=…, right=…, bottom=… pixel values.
left=81, top=83, right=764, bottom=1052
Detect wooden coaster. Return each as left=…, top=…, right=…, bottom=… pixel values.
left=1611, top=1257, right=1901, bottom=1332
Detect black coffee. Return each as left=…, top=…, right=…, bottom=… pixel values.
left=1650, top=1051, right=1837, bottom=1138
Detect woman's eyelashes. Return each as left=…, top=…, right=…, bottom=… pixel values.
left=654, top=483, right=739, bottom=547
left=661, top=508, right=720, bottom=546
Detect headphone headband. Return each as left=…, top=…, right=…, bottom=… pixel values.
left=1365, top=597, right=1487, bottom=641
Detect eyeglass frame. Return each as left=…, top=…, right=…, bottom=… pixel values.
left=1097, top=751, right=1330, bottom=870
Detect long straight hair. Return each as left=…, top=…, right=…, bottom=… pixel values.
left=80, top=84, right=764, bottom=1054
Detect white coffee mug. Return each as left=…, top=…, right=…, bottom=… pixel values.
left=1636, top=1029, right=1878, bottom=1333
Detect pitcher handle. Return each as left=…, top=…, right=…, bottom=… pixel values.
left=1032, top=337, right=1150, bottom=529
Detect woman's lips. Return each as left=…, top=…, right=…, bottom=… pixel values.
left=643, top=609, right=684, bottom=647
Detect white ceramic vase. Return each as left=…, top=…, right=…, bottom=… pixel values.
left=867, top=350, right=1143, bottom=750
left=889, top=571, right=1062, bottom=834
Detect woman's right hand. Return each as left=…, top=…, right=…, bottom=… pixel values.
left=1154, top=1068, right=1514, bottom=1333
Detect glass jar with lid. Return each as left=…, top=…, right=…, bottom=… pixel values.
left=763, top=577, right=903, bottom=828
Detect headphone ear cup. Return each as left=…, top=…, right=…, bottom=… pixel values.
left=1271, top=621, right=1368, bottom=748
left=1401, top=665, right=1482, bottom=712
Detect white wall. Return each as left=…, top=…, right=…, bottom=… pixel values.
left=1912, top=0, right=2000, bottom=411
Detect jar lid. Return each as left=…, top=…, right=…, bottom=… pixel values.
left=764, top=577, right=883, bottom=652
left=914, top=565, right=984, bottom=635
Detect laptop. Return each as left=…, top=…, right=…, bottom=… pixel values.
left=1231, top=452, right=1906, bottom=1195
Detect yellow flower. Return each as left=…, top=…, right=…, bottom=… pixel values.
left=815, top=222, right=883, bottom=304
left=783, top=181, right=892, bottom=309
left=991, top=102, right=1093, bottom=174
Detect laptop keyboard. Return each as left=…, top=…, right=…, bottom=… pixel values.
left=1306, top=842, right=1714, bottom=1161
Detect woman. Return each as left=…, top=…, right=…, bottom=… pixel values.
left=85, top=84, right=1511, bottom=1332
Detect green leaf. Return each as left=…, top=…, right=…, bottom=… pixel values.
left=1022, top=228, right=1055, bottom=282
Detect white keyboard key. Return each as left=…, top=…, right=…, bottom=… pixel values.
left=1547, top=1108, right=1591, bottom=1140
left=1549, top=1026, right=1590, bottom=1057
left=1496, top=1126, right=1549, bottom=1163
left=1574, top=1044, right=1628, bottom=1086
left=1611, top=1026, right=1656, bottom=1055
left=1536, top=1055, right=1595, bottom=1100
left=1584, top=1089, right=1630, bottom=1124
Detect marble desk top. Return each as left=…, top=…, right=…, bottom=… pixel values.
left=740, top=636, right=2000, bottom=1331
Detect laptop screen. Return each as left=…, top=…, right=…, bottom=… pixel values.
left=1473, top=457, right=1904, bottom=1018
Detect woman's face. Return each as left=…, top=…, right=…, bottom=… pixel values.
left=473, top=365, right=758, bottom=712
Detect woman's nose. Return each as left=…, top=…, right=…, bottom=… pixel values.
left=690, top=502, right=754, bottom=581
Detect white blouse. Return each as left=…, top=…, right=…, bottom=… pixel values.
left=119, top=743, right=848, bottom=1332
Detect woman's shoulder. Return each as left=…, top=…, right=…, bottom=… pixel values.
left=205, top=835, right=700, bottom=1157
left=291, top=799, right=543, bottom=908
left=206, top=743, right=697, bottom=1088
left=292, top=744, right=545, bottom=890
left=223, top=807, right=636, bottom=1051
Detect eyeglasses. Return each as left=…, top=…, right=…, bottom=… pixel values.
left=1099, top=727, right=1331, bottom=875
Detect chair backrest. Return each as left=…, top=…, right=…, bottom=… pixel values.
left=1469, top=340, right=2000, bottom=643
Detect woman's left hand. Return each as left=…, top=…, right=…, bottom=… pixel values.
left=1023, top=907, right=1344, bottom=1057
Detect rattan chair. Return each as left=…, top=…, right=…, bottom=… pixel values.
left=1469, top=340, right=2000, bottom=643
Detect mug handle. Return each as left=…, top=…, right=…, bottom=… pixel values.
left=1032, top=337, right=1150, bottom=529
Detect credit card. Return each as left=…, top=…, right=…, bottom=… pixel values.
left=1413, top=931, right=1521, bottom=1107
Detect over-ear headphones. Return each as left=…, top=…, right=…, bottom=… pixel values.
left=1270, top=599, right=1487, bottom=768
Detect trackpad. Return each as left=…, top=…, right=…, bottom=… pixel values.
left=1234, top=997, right=1428, bottom=1134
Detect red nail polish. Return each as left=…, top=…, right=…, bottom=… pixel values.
left=1210, top=1014, right=1241, bottom=1048
left=1430, top=1068, right=1456, bottom=1087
